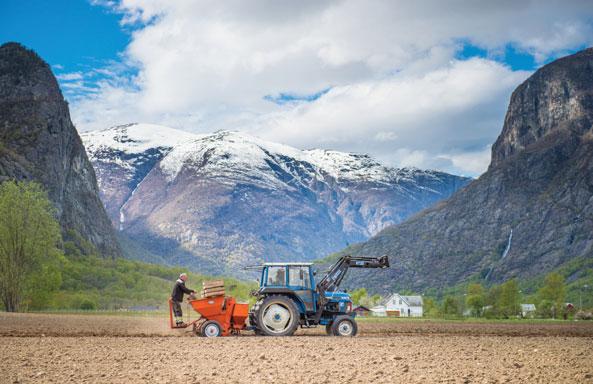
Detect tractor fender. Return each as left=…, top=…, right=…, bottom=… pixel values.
left=258, top=289, right=307, bottom=315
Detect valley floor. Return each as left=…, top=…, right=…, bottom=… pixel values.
left=1, top=313, right=592, bottom=383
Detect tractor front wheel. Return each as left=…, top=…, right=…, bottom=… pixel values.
left=255, top=295, right=299, bottom=336
left=331, top=315, right=358, bottom=337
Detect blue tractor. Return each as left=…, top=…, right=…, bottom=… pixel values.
left=248, top=255, right=389, bottom=336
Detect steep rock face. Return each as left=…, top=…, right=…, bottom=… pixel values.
left=83, top=127, right=469, bottom=275
left=0, top=43, right=120, bottom=257
left=491, top=49, right=593, bottom=167
left=347, top=48, right=593, bottom=292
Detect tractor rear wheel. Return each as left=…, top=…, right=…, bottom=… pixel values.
left=331, top=315, right=358, bottom=337
left=201, top=320, right=222, bottom=337
left=255, top=295, right=299, bottom=336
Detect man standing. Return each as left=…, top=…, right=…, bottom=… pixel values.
left=171, top=273, right=196, bottom=326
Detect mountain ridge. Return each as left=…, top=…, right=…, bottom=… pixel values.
left=82, top=123, right=470, bottom=275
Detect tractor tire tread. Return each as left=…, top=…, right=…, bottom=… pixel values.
left=255, top=295, right=299, bottom=337
left=331, top=315, right=358, bottom=337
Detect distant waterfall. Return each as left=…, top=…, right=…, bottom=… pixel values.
left=119, top=210, right=125, bottom=231
left=501, top=229, right=513, bottom=259
left=485, top=229, right=513, bottom=281
left=118, top=172, right=150, bottom=231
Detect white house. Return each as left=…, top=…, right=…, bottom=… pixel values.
left=370, top=305, right=387, bottom=317
left=383, top=293, right=423, bottom=317
left=520, top=304, right=536, bottom=318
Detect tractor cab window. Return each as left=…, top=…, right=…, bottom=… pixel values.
left=267, top=266, right=286, bottom=286
left=288, top=266, right=311, bottom=289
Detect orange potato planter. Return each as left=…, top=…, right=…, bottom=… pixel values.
left=169, top=295, right=248, bottom=336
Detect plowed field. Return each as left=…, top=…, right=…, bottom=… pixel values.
left=1, top=313, right=592, bottom=383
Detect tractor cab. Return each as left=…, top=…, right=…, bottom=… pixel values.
left=259, top=263, right=314, bottom=289
left=258, top=262, right=320, bottom=313
left=257, top=262, right=353, bottom=317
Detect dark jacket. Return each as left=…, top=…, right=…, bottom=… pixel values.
left=171, top=279, right=194, bottom=302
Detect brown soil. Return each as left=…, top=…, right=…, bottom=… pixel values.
left=1, top=313, right=593, bottom=383
left=3, top=313, right=593, bottom=338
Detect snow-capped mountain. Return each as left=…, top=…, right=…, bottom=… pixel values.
left=82, top=123, right=470, bottom=275
left=82, top=123, right=200, bottom=230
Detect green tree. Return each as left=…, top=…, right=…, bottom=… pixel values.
left=442, top=296, right=459, bottom=316
left=350, top=288, right=367, bottom=306
left=537, top=272, right=566, bottom=319
left=482, top=284, right=498, bottom=317
left=497, top=279, right=520, bottom=318
left=0, top=181, right=63, bottom=311
left=536, top=299, right=555, bottom=318
left=485, top=284, right=501, bottom=306
left=369, top=294, right=382, bottom=307
left=79, top=299, right=97, bottom=310
left=466, top=283, right=485, bottom=317
left=423, top=297, right=440, bottom=317
left=23, top=260, right=62, bottom=310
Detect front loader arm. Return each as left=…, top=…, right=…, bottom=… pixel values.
left=313, top=255, right=389, bottom=321
left=316, top=255, right=389, bottom=294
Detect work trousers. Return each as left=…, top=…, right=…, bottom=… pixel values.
left=172, top=300, right=183, bottom=319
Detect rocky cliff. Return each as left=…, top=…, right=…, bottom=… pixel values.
left=82, top=125, right=469, bottom=275
left=346, top=48, right=593, bottom=292
left=0, top=42, right=120, bottom=257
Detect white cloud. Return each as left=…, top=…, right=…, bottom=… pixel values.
left=70, top=0, right=593, bottom=176
left=374, top=131, right=399, bottom=142
left=251, top=58, right=528, bottom=175
left=57, top=72, right=84, bottom=81
left=437, top=146, right=493, bottom=176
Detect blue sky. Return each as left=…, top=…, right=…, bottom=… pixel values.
left=455, top=43, right=536, bottom=71
left=1, top=0, right=136, bottom=100
left=1, top=1, right=128, bottom=72
left=2, top=1, right=592, bottom=176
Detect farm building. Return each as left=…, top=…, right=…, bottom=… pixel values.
left=520, top=304, right=536, bottom=318
left=353, top=306, right=371, bottom=317
left=370, top=305, right=387, bottom=317
left=383, top=293, right=423, bottom=317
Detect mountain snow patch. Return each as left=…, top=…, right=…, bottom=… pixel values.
left=81, top=123, right=201, bottom=159
left=83, top=124, right=455, bottom=192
